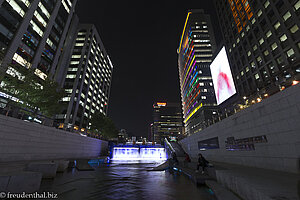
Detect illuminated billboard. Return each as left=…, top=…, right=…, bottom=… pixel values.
left=210, top=47, right=236, bottom=105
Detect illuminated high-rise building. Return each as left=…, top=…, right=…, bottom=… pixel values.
left=152, top=102, right=183, bottom=144
left=0, top=0, right=77, bottom=84
left=213, top=0, right=300, bottom=104
left=177, top=9, right=218, bottom=136
left=56, top=24, right=113, bottom=130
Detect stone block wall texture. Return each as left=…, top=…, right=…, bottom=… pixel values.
left=180, top=84, right=300, bottom=173
left=0, top=115, right=108, bottom=162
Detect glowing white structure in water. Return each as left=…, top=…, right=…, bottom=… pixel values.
left=112, top=147, right=167, bottom=161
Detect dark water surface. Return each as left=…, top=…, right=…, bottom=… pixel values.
left=40, top=162, right=216, bottom=200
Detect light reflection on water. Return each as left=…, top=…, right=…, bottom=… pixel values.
left=40, top=162, right=216, bottom=200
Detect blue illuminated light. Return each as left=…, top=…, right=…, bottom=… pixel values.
left=112, top=147, right=167, bottom=161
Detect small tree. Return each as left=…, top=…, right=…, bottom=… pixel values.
left=90, top=111, right=118, bottom=138
left=0, top=64, right=65, bottom=118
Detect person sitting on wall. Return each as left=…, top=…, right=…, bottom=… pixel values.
left=196, top=153, right=209, bottom=174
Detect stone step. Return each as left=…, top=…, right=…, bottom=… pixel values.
left=0, top=171, right=42, bottom=193
left=205, top=180, right=241, bottom=200
left=25, top=162, right=58, bottom=179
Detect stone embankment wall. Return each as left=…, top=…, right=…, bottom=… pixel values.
left=0, top=115, right=108, bottom=162
left=180, top=84, right=300, bottom=173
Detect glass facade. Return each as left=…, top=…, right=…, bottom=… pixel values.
left=177, top=10, right=218, bottom=136
left=152, top=102, right=183, bottom=144
left=0, top=0, right=77, bottom=83
left=214, top=0, right=300, bottom=104
left=57, top=24, right=113, bottom=130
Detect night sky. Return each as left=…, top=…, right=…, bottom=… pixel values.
left=76, top=1, right=222, bottom=137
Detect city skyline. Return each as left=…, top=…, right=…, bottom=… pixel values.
left=76, top=0, right=221, bottom=137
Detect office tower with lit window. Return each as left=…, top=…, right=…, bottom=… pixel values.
left=177, top=9, right=218, bottom=136
left=57, top=24, right=113, bottom=130
left=152, top=102, right=183, bottom=144
left=0, top=0, right=77, bottom=84
left=213, top=0, right=300, bottom=104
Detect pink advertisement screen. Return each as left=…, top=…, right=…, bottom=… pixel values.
left=210, top=47, right=236, bottom=105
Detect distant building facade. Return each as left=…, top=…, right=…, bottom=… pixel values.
left=152, top=102, right=183, bottom=144
left=213, top=0, right=300, bottom=108
left=56, top=24, right=113, bottom=130
left=177, top=9, right=218, bottom=136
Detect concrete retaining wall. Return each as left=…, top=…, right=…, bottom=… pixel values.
left=180, top=84, right=300, bottom=173
left=0, top=115, right=108, bottom=162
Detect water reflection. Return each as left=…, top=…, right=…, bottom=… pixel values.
left=40, top=162, right=216, bottom=200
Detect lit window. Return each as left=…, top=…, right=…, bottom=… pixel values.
left=264, top=50, right=269, bottom=56
left=279, top=34, right=287, bottom=42
left=253, top=45, right=258, bottom=51
left=12, top=53, right=31, bottom=68
left=201, top=96, right=206, bottom=99
left=283, top=11, right=291, bottom=21
left=264, top=0, right=270, bottom=8
left=6, top=0, right=25, bottom=17
left=246, top=67, right=249, bottom=72
left=75, top=43, right=84, bottom=47
left=286, top=48, right=295, bottom=57
left=271, top=42, right=278, bottom=51
left=70, top=61, right=79, bottom=65
left=241, top=32, right=245, bottom=37
left=257, top=56, right=262, bottom=63
left=66, top=74, right=76, bottom=79
left=257, top=10, right=262, bottom=17
left=62, top=0, right=70, bottom=13
left=290, top=25, right=299, bottom=33
left=236, top=38, right=240, bottom=43
left=246, top=25, right=250, bottom=31
left=30, top=20, right=43, bottom=37
left=6, top=67, right=24, bottom=80
left=68, top=68, right=77, bottom=72
left=295, top=0, right=300, bottom=10
left=276, top=56, right=284, bottom=65
left=34, top=11, right=47, bottom=27
left=255, top=73, right=260, bottom=79
left=62, top=97, right=71, bottom=101
left=20, top=0, right=30, bottom=6
left=247, top=51, right=251, bottom=56
left=76, top=38, right=85, bottom=43
left=34, top=68, right=47, bottom=80
left=259, top=38, right=264, bottom=45
left=241, top=71, right=244, bottom=76
left=38, top=2, right=50, bottom=19
left=251, top=18, right=256, bottom=24
left=266, top=30, right=272, bottom=38
left=274, top=22, right=280, bottom=30
left=72, top=55, right=81, bottom=59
